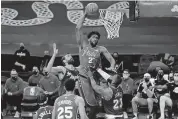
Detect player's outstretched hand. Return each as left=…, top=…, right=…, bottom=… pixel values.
left=53, top=43, right=58, bottom=55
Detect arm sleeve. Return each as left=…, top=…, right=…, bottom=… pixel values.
left=137, top=83, right=143, bottom=93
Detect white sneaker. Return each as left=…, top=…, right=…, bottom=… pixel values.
left=132, top=116, right=138, bottom=119
left=147, top=114, right=153, bottom=119
left=123, top=112, right=128, bottom=119
left=14, top=111, right=20, bottom=118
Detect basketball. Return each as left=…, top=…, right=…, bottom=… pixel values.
left=85, top=3, right=99, bottom=15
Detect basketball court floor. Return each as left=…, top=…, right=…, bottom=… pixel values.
left=1, top=1, right=178, bottom=57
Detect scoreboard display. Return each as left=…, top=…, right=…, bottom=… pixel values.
left=138, top=1, right=178, bottom=18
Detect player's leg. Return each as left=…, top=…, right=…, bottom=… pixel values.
left=132, top=97, right=148, bottom=119
left=123, top=94, right=132, bottom=118
left=147, top=98, right=154, bottom=118
left=87, top=106, right=99, bottom=119
left=159, top=95, right=172, bottom=119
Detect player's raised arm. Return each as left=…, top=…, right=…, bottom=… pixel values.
left=76, top=10, right=87, bottom=50
left=100, top=46, right=116, bottom=70
left=46, top=43, right=58, bottom=72
left=77, top=96, right=89, bottom=119
left=46, top=43, right=65, bottom=74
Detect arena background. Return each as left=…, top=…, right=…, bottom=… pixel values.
left=1, top=1, right=178, bottom=74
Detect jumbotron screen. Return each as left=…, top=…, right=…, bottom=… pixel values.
left=138, top=1, right=178, bottom=18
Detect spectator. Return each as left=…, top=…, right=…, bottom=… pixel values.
left=14, top=43, right=30, bottom=72
left=168, top=72, right=174, bottom=83
left=28, top=66, right=43, bottom=86
left=3, top=69, right=24, bottom=118
left=39, top=67, right=60, bottom=106
left=112, top=52, right=120, bottom=73
left=40, top=50, right=50, bottom=72
left=157, top=71, right=178, bottom=119
left=132, top=73, right=157, bottom=119
left=112, top=52, right=119, bottom=64
left=120, top=69, right=134, bottom=119
left=154, top=69, right=169, bottom=99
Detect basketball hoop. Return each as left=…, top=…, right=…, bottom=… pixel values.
left=99, top=9, right=124, bottom=39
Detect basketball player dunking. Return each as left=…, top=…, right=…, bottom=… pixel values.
left=76, top=10, right=116, bottom=73
left=52, top=79, right=88, bottom=119
left=75, top=10, right=116, bottom=119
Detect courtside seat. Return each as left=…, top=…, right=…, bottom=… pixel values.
left=173, top=106, right=178, bottom=116
left=21, top=103, right=38, bottom=107
left=138, top=104, right=158, bottom=119
left=138, top=103, right=158, bottom=114
left=21, top=102, right=39, bottom=112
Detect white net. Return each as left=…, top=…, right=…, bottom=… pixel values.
left=99, top=9, right=124, bottom=39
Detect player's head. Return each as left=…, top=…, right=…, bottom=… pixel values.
left=100, top=78, right=109, bottom=88
left=65, top=79, right=76, bottom=92
left=61, top=53, right=74, bottom=65
left=174, top=71, right=178, bottom=82
left=11, top=69, right=18, bottom=81
left=110, top=74, right=122, bottom=88
left=88, top=31, right=100, bottom=47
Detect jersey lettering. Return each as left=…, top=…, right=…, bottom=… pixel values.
left=57, top=106, right=73, bottom=119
